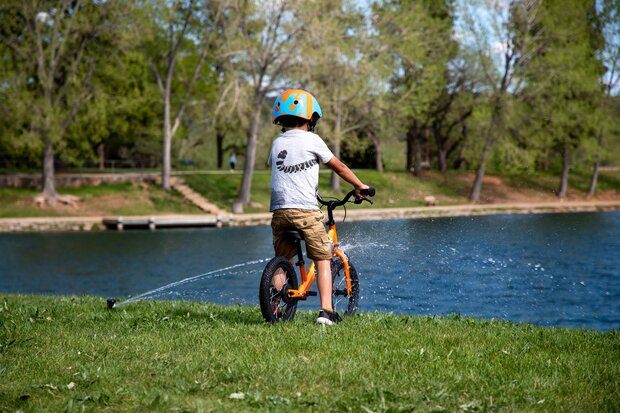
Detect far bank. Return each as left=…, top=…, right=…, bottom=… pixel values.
left=1, top=200, right=620, bottom=232
left=1, top=169, right=619, bottom=231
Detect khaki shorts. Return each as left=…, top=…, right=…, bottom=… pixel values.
left=271, top=209, right=332, bottom=261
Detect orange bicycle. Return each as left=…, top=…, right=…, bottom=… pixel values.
left=259, top=187, right=376, bottom=322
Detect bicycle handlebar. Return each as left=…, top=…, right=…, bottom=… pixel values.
left=317, top=187, right=376, bottom=209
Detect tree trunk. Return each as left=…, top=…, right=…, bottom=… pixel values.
left=330, top=114, right=343, bottom=192
left=470, top=160, right=486, bottom=203
left=98, top=143, right=105, bottom=170
left=453, top=122, right=468, bottom=170
left=406, top=122, right=422, bottom=176
left=587, top=129, right=603, bottom=199
left=330, top=138, right=341, bottom=192
left=406, top=129, right=413, bottom=172
left=470, top=105, right=501, bottom=203
left=42, top=137, right=57, bottom=198
left=233, top=104, right=261, bottom=213
left=413, top=131, right=423, bottom=177
left=587, top=155, right=599, bottom=199
left=162, top=87, right=172, bottom=191
left=216, top=127, right=225, bottom=169
left=557, top=144, right=570, bottom=199
left=368, top=131, right=383, bottom=173
left=435, top=128, right=447, bottom=173
left=423, top=126, right=431, bottom=168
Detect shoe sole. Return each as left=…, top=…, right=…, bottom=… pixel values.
left=316, top=317, right=335, bottom=325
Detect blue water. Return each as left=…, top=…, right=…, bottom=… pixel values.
left=1, top=211, right=619, bottom=330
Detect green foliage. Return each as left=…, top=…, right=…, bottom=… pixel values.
left=340, top=136, right=379, bottom=169
left=1, top=0, right=619, bottom=194
left=0, top=294, right=618, bottom=412
left=184, top=170, right=470, bottom=211
left=521, top=0, right=605, bottom=154
left=0, top=0, right=163, bottom=200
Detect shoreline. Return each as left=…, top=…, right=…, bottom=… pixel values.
left=1, top=200, right=619, bottom=232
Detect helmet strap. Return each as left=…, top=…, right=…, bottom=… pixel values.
left=308, top=114, right=319, bottom=132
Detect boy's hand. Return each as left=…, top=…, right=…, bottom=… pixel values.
left=355, top=185, right=371, bottom=200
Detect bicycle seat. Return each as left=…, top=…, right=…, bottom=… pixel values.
left=283, top=229, right=304, bottom=242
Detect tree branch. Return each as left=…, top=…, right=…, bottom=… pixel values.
left=51, top=0, right=82, bottom=82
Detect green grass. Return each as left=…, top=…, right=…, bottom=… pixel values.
left=1, top=169, right=619, bottom=218
left=184, top=168, right=620, bottom=213
left=184, top=170, right=471, bottom=213
left=0, top=183, right=201, bottom=218
left=1, top=294, right=618, bottom=412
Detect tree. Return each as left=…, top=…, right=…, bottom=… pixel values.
left=296, top=0, right=380, bottom=191
left=520, top=0, right=604, bottom=199
left=0, top=0, right=133, bottom=204
left=374, top=0, right=456, bottom=177
left=208, top=8, right=247, bottom=170
left=459, top=0, right=542, bottom=202
left=58, top=45, right=163, bottom=171
left=588, top=0, right=620, bottom=197
left=228, top=0, right=308, bottom=213
left=144, top=0, right=226, bottom=190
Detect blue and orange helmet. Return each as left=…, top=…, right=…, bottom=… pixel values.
left=272, top=89, right=322, bottom=128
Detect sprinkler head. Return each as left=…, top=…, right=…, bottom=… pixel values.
left=106, top=298, right=116, bottom=309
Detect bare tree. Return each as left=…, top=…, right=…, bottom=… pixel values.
left=146, top=0, right=226, bottom=190
left=229, top=0, right=306, bottom=213
left=460, top=0, right=542, bottom=202
left=298, top=1, right=386, bottom=191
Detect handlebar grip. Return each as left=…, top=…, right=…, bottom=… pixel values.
left=360, top=187, right=376, bottom=197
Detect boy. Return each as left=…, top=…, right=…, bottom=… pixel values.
left=268, top=89, right=369, bottom=325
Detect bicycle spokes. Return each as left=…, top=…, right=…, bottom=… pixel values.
left=259, top=257, right=299, bottom=323
left=270, top=283, right=288, bottom=317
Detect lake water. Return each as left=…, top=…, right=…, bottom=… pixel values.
left=1, top=211, right=619, bottom=331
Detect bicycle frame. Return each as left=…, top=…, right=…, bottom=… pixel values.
left=286, top=222, right=352, bottom=300
left=283, top=188, right=374, bottom=301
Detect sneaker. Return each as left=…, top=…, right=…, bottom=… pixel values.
left=316, top=309, right=342, bottom=325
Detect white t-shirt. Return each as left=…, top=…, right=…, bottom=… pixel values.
left=268, top=129, right=334, bottom=211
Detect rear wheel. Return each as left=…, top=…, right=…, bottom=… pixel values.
left=331, top=256, right=360, bottom=316
left=259, top=257, right=298, bottom=323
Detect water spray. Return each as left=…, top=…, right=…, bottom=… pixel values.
left=104, top=258, right=269, bottom=310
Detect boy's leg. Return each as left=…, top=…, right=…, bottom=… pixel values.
left=316, top=259, right=342, bottom=325
left=270, top=210, right=297, bottom=291
left=316, top=259, right=333, bottom=310
left=272, top=257, right=294, bottom=290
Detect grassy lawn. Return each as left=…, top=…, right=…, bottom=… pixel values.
left=0, top=183, right=201, bottom=218
left=184, top=168, right=620, bottom=213
left=1, top=294, right=618, bottom=412
left=503, top=169, right=620, bottom=194
left=184, top=170, right=471, bottom=213
left=1, top=170, right=619, bottom=218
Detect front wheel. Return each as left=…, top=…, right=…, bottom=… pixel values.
left=259, top=257, right=298, bottom=323
left=331, top=256, right=360, bottom=316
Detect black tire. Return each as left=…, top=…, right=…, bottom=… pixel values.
left=259, top=257, right=299, bottom=323
left=331, top=256, right=360, bottom=316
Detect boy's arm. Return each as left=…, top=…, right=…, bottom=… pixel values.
left=326, top=156, right=369, bottom=195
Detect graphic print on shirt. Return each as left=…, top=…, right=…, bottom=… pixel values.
left=275, top=150, right=318, bottom=174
